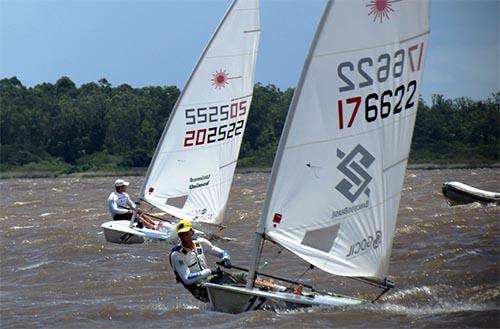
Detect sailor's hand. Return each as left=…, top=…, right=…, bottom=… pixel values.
left=222, top=258, right=232, bottom=269
left=211, top=266, right=223, bottom=277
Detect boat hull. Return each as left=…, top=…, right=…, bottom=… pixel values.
left=442, top=181, right=500, bottom=206
left=101, top=220, right=177, bottom=244
left=203, top=283, right=364, bottom=314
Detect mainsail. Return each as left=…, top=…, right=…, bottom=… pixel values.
left=139, top=0, right=260, bottom=225
left=252, top=0, right=430, bottom=281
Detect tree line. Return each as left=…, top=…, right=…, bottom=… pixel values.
left=0, top=76, right=498, bottom=173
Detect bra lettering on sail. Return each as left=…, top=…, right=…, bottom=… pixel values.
left=335, top=144, right=375, bottom=203
left=346, top=230, right=382, bottom=259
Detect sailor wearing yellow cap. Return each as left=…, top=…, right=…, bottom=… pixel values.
left=169, top=219, right=232, bottom=302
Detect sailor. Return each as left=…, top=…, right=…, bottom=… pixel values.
left=169, top=219, right=232, bottom=302
left=107, top=178, right=159, bottom=230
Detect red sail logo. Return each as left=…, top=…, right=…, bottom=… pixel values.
left=211, top=69, right=230, bottom=89
left=366, top=0, right=402, bottom=23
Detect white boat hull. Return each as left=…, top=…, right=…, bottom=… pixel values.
left=442, top=181, right=500, bottom=206
left=203, top=283, right=364, bottom=313
left=101, top=220, right=177, bottom=244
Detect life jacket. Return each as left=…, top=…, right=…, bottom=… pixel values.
left=169, top=242, right=210, bottom=302
left=168, top=241, right=205, bottom=286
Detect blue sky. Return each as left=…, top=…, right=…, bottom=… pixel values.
left=0, top=0, right=498, bottom=104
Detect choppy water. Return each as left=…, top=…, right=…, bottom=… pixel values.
left=1, top=169, right=499, bottom=328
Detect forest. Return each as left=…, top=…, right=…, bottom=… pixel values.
left=1, top=76, right=498, bottom=175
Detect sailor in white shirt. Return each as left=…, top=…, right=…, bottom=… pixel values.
left=107, top=178, right=158, bottom=229
left=107, top=179, right=135, bottom=219
left=169, top=219, right=232, bottom=302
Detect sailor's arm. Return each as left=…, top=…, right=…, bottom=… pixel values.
left=199, top=238, right=231, bottom=268
left=171, top=252, right=211, bottom=285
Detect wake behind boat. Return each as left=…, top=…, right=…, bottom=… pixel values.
left=101, top=0, right=260, bottom=244
left=442, top=181, right=500, bottom=206
left=205, top=0, right=430, bottom=313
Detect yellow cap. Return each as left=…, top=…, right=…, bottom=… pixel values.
left=176, top=219, right=193, bottom=234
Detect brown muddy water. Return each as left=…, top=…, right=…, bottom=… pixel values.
left=1, top=169, right=499, bottom=328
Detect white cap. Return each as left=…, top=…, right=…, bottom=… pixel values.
left=114, top=179, right=130, bottom=187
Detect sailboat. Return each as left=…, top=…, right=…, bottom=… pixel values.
left=204, top=0, right=430, bottom=313
left=102, top=0, right=261, bottom=244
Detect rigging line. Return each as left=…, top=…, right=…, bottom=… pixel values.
left=217, top=262, right=314, bottom=290
left=347, top=276, right=395, bottom=291
left=372, top=286, right=392, bottom=303
left=124, top=204, right=176, bottom=224
left=287, top=264, right=315, bottom=289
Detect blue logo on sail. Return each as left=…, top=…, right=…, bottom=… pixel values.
left=335, top=144, right=375, bottom=203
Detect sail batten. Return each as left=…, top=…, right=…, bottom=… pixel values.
left=281, top=110, right=417, bottom=151
left=313, top=31, right=430, bottom=58
left=140, top=0, right=260, bottom=225
left=252, top=0, right=429, bottom=280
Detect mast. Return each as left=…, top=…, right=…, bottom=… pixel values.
left=245, top=0, right=335, bottom=289
left=138, top=0, right=239, bottom=200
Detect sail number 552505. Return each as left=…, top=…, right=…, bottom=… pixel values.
left=337, top=80, right=417, bottom=130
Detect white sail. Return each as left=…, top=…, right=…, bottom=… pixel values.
left=140, top=0, right=260, bottom=225
left=258, top=0, right=430, bottom=280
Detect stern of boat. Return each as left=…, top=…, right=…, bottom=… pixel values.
left=204, top=283, right=277, bottom=313
left=101, top=220, right=145, bottom=244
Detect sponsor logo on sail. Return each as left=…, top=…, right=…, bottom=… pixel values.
left=366, top=0, right=401, bottom=23
left=331, top=200, right=369, bottom=219
left=346, top=230, right=382, bottom=258
left=189, top=174, right=210, bottom=189
left=335, top=144, right=375, bottom=203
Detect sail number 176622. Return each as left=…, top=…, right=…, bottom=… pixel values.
left=336, top=42, right=424, bottom=130
left=337, top=80, right=417, bottom=129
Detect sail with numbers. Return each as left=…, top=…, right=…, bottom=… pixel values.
left=139, top=0, right=260, bottom=225
left=101, top=0, right=260, bottom=245
left=205, top=0, right=430, bottom=313
left=248, top=0, right=430, bottom=281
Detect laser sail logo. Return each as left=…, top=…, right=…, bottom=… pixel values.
left=211, top=69, right=230, bottom=89
left=335, top=144, right=375, bottom=203
left=366, top=0, right=402, bottom=23
left=211, top=69, right=243, bottom=89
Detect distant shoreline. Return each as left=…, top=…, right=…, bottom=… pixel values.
left=1, top=163, right=499, bottom=179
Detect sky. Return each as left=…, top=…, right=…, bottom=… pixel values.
left=0, top=0, right=498, bottom=105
